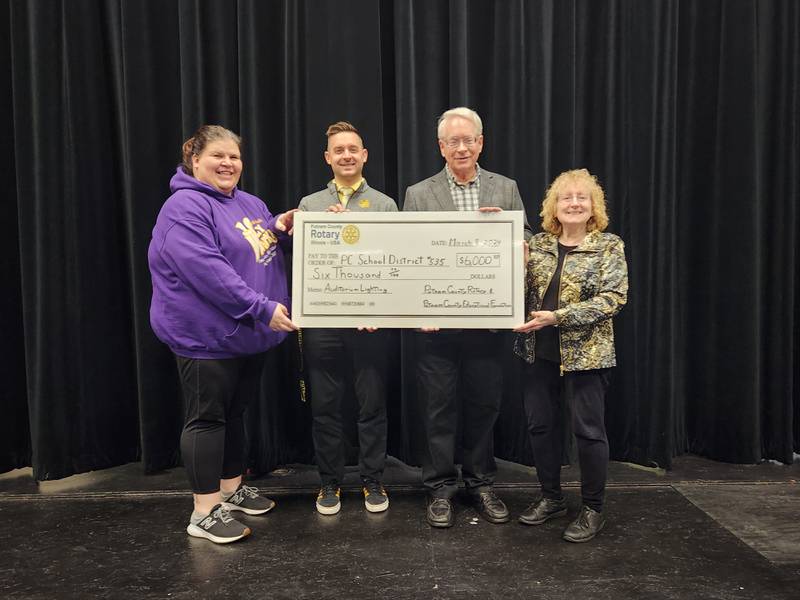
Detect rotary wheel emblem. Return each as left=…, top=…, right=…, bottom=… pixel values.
left=341, top=224, right=360, bottom=245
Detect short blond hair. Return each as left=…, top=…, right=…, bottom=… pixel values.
left=540, top=169, right=609, bottom=235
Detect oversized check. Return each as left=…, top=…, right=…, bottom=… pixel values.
left=292, top=211, right=525, bottom=328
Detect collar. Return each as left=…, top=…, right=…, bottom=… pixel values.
left=330, top=177, right=366, bottom=194
left=445, top=164, right=481, bottom=187
left=533, top=230, right=604, bottom=254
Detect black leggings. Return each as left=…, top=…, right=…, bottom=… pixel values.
left=523, top=358, right=610, bottom=512
left=176, top=353, right=264, bottom=494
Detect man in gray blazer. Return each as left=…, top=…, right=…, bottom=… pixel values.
left=404, top=107, right=532, bottom=528
left=298, top=121, right=397, bottom=517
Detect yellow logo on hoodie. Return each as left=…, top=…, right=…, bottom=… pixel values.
left=235, top=217, right=278, bottom=262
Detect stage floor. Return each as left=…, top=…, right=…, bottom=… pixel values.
left=1, top=455, right=798, bottom=599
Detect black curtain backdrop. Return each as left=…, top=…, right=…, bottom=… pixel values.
left=2, top=0, right=798, bottom=480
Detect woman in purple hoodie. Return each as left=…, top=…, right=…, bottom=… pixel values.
left=148, top=125, right=297, bottom=544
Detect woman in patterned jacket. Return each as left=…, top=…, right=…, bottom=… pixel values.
left=513, top=168, right=628, bottom=543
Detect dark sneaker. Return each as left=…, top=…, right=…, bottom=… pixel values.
left=316, top=484, right=341, bottom=515
left=222, top=484, right=276, bottom=515
left=363, top=481, right=389, bottom=513
left=471, top=489, right=510, bottom=524
left=518, top=497, right=568, bottom=526
left=562, top=505, right=606, bottom=543
left=426, top=497, right=454, bottom=528
left=186, top=504, right=251, bottom=544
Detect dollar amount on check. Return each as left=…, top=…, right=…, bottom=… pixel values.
left=292, top=211, right=525, bottom=328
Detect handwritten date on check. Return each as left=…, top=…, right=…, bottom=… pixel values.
left=291, top=211, right=525, bottom=328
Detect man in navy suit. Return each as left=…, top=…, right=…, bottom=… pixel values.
left=404, top=107, right=532, bottom=528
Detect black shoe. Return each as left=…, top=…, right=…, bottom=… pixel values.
left=518, top=497, right=568, bottom=526
left=562, top=505, right=606, bottom=543
left=427, top=497, right=454, bottom=528
left=315, top=484, right=341, bottom=515
left=471, top=489, right=510, bottom=524
left=362, top=480, right=389, bottom=513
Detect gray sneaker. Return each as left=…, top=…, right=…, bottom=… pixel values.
left=222, top=484, right=276, bottom=515
left=186, top=504, right=251, bottom=544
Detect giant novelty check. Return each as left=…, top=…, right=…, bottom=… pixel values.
left=291, top=211, right=525, bottom=328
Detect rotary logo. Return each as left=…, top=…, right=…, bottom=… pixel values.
left=341, top=224, right=360, bottom=245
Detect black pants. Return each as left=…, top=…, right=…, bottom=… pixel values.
left=523, top=358, right=610, bottom=512
left=176, top=353, right=264, bottom=494
left=414, top=330, right=504, bottom=498
left=303, top=328, right=389, bottom=486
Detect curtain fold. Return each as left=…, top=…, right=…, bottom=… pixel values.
left=3, top=0, right=798, bottom=480
left=0, top=0, right=30, bottom=474
left=109, top=1, right=186, bottom=474
left=9, top=0, right=141, bottom=478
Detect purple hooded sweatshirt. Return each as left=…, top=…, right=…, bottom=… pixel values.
left=148, top=167, right=291, bottom=358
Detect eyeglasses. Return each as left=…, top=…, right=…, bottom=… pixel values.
left=442, top=137, right=478, bottom=149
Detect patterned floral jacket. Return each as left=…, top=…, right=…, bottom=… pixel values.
left=514, top=230, right=628, bottom=372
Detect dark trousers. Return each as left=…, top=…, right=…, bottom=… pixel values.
left=414, top=330, right=504, bottom=498
left=303, top=328, right=389, bottom=486
left=523, top=358, right=610, bottom=512
left=176, top=353, right=265, bottom=494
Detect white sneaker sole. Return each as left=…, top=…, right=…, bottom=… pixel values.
left=365, top=499, right=389, bottom=513
left=222, top=499, right=276, bottom=515
left=316, top=502, right=341, bottom=515
left=186, top=523, right=251, bottom=544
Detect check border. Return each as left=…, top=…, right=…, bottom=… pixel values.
left=291, top=211, right=525, bottom=328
